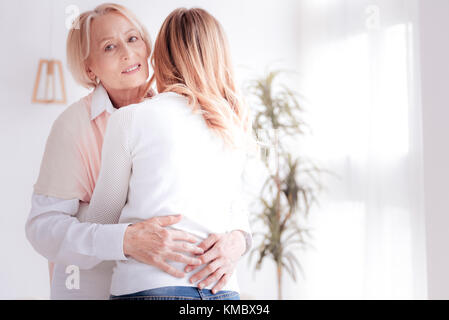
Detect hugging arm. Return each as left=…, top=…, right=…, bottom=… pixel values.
left=25, top=195, right=130, bottom=269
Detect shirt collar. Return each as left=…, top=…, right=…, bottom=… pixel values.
left=90, top=84, right=117, bottom=120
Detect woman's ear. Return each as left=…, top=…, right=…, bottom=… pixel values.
left=86, top=65, right=100, bottom=85
left=86, top=66, right=96, bottom=81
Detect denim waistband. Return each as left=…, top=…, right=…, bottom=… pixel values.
left=110, top=286, right=240, bottom=300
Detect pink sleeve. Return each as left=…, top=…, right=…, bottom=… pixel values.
left=34, top=102, right=91, bottom=202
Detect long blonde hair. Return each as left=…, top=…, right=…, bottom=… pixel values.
left=151, top=8, right=251, bottom=148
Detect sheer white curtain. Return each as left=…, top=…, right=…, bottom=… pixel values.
left=282, top=0, right=426, bottom=299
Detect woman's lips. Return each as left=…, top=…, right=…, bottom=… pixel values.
left=122, top=63, right=141, bottom=75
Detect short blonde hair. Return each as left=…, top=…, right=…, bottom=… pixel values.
left=67, top=3, right=152, bottom=89
left=151, top=8, right=251, bottom=148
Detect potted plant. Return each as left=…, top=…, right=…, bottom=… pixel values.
left=246, top=70, right=327, bottom=300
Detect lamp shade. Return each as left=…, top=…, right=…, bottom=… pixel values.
left=32, top=59, right=67, bottom=104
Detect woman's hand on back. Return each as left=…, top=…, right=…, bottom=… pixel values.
left=184, top=230, right=246, bottom=294
left=123, top=214, right=204, bottom=278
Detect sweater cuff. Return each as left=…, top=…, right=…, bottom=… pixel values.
left=230, top=229, right=253, bottom=257
left=94, top=223, right=131, bottom=261
left=239, top=230, right=253, bottom=256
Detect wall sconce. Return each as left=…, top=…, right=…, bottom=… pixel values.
left=32, top=59, right=67, bottom=104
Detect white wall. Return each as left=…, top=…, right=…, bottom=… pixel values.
left=419, top=0, right=449, bottom=300
left=4, top=0, right=447, bottom=301
left=0, top=0, right=300, bottom=299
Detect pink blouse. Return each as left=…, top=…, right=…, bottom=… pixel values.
left=34, top=86, right=112, bottom=203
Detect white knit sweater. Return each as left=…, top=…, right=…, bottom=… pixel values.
left=84, top=92, right=252, bottom=296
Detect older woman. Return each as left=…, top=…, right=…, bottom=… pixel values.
left=83, top=7, right=253, bottom=300
left=25, top=3, right=250, bottom=300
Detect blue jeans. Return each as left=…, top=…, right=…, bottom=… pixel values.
left=109, top=286, right=240, bottom=300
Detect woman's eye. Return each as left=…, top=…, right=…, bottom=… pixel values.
left=105, top=44, right=115, bottom=51
left=129, top=36, right=138, bottom=42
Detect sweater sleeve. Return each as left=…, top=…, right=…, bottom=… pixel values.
left=25, top=194, right=129, bottom=269
left=83, top=109, right=133, bottom=225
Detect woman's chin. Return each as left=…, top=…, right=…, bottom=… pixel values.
left=119, top=76, right=147, bottom=89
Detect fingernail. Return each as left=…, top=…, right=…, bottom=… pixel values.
left=212, top=290, right=216, bottom=294
left=185, top=267, right=191, bottom=272
left=198, top=283, right=204, bottom=289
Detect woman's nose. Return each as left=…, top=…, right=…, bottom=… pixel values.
left=120, top=44, right=133, bottom=61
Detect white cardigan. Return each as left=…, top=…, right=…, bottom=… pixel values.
left=84, top=92, right=252, bottom=296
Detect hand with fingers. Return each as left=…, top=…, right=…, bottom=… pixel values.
left=123, top=214, right=204, bottom=278
left=184, top=230, right=246, bottom=294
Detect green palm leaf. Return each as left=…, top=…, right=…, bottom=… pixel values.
left=246, top=68, right=331, bottom=299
